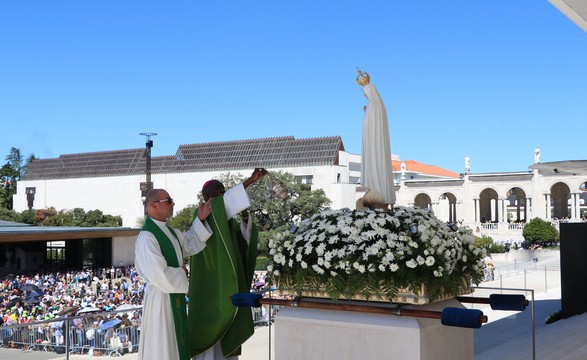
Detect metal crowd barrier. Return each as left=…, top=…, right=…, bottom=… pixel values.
left=252, top=304, right=279, bottom=327
left=1, top=307, right=142, bottom=358
left=2, top=302, right=277, bottom=358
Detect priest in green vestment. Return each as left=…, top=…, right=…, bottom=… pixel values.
left=189, top=168, right=267, bottom=360
left=135, top=189, right=213, bottom=360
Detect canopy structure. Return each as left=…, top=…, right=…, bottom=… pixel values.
left=530, top=160, right=587, bottom=175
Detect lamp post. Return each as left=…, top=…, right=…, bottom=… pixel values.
left=139, top=132, right=157, bottom=214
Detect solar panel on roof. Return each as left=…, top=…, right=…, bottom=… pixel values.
left=22, top=136, right=343, bottom=180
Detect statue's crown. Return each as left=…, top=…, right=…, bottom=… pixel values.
left=356, top=68, right=370, bottom=86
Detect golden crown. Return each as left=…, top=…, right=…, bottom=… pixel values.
left=356, top=68, right=370, bottom=86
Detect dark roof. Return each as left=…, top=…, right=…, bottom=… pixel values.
left=0, top=220, right=31, bottom=227
left=22, top=136, right=344, bottom=180
left=530, top=160, right=587, bottom=175
left=0, top=225, right=140, bottom=244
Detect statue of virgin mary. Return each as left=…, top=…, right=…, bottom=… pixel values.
left=357, top=69, right=395, bottom=205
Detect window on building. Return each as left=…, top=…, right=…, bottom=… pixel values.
left=349, top=162, right=361, bottom=172
left=295, top=175, right=314, bottom=185
left=46, top=241, right=66, bottom=269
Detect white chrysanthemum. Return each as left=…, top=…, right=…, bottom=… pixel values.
left=324, top=251, right=334, bottom=262
left=389, top=263, right=399, bottom=272
left=425, top=256, right=435, bottom=266
left=300, top=261, right=308, bottom=269
left=273, top=253, right=285, bottom=264
left=316, top=243, right=326, bottom=256
left=312, top=264, right=324, bottom=274
left=406, top=259, right=418, bottom=268
left=416, top=255, right=425, bottom=265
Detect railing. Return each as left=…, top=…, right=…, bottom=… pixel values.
left=253, top=304, right=276, bottom=327
left=507, top=223, right=526, bottom=230
left=1, top=307, right=142, bottom=358
left=1, top=302, right=277, bottom=358
left=480, top=223, right=498, bottom=231
left=464, top=285, right=536, bottom=360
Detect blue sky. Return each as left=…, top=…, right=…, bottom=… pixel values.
left=1, top=1, right=585, bottom=174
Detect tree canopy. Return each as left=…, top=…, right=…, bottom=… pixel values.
left=0, top=207, right=122, bottom=227
left=169, top=170, right=332, bottom=254
left=1, top=147, right=36, bottom=210
left=522, top=218, right=559, bottom=243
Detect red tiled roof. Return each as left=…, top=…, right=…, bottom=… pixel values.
left=392, top=159, right=459, bottom=178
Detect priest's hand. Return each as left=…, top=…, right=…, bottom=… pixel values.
left=182, top=264, right=189, bottom=278
left=241, top=210, right=249, bottom=223
left=244, top=168, right=268, bottom=189
left=197, top=199, right=212, bottom=221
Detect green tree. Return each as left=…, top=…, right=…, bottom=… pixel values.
left=474, top=235, right=505, bottom=253
left=0, top=162, right=19, bottom=209
left=0, top=207, right=20, bottom=222
left=522, top=218, right=559, bottom=243
left=1, top=148, right=36, bottom=210
left=168, top=170, right=331, bottom=255
left=38, top=208, right=122, bottom=227
left=19, top=209, right=36, bottom=224
left=169, top=205, right=197, bottom=232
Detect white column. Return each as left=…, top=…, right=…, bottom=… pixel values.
left=570, top=193, right=576, bottom=219
left=526, top=197, right=532, bottom=220
left=475, top=199, right=480, bottom=222
left=450, top=203, right=459, bottom=221
left=431, top=202, right=439, bottom=215
left=495, top=198, right=503, bottom=223
left=546, top=194, right=552, bottom=220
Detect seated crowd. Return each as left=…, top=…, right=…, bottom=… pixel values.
left=0, top=266, right=144, bottom=354
left=0, top=266, right=272, bottom=355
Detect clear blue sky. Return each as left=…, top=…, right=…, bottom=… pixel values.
left=1, top=1, right=585, bottom=174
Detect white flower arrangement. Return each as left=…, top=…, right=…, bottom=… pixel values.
left=268, top=206, right=487, bottom=302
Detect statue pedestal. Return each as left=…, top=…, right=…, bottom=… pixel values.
left=274, top=298, right=473, bottom=360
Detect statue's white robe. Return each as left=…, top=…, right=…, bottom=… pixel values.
left=361, top=82, right=396, bottom=204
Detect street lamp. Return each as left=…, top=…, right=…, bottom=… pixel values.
left=139, top=132, right=157, bottom=213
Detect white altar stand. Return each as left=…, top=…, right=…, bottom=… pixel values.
left=274, top=298, right=473, bottom=360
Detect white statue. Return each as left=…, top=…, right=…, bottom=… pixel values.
left=464, top=156, right=470, bottom=173
left=534, top=146, right=541, bottom=164
left=357, top=69, right=395, bottom=205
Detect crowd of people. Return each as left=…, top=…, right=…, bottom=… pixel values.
left=0, top=266, right=145, bottom=355
left=2, top=169, right=272, bottom=359
left=0, top=265, right=271, bottom=356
